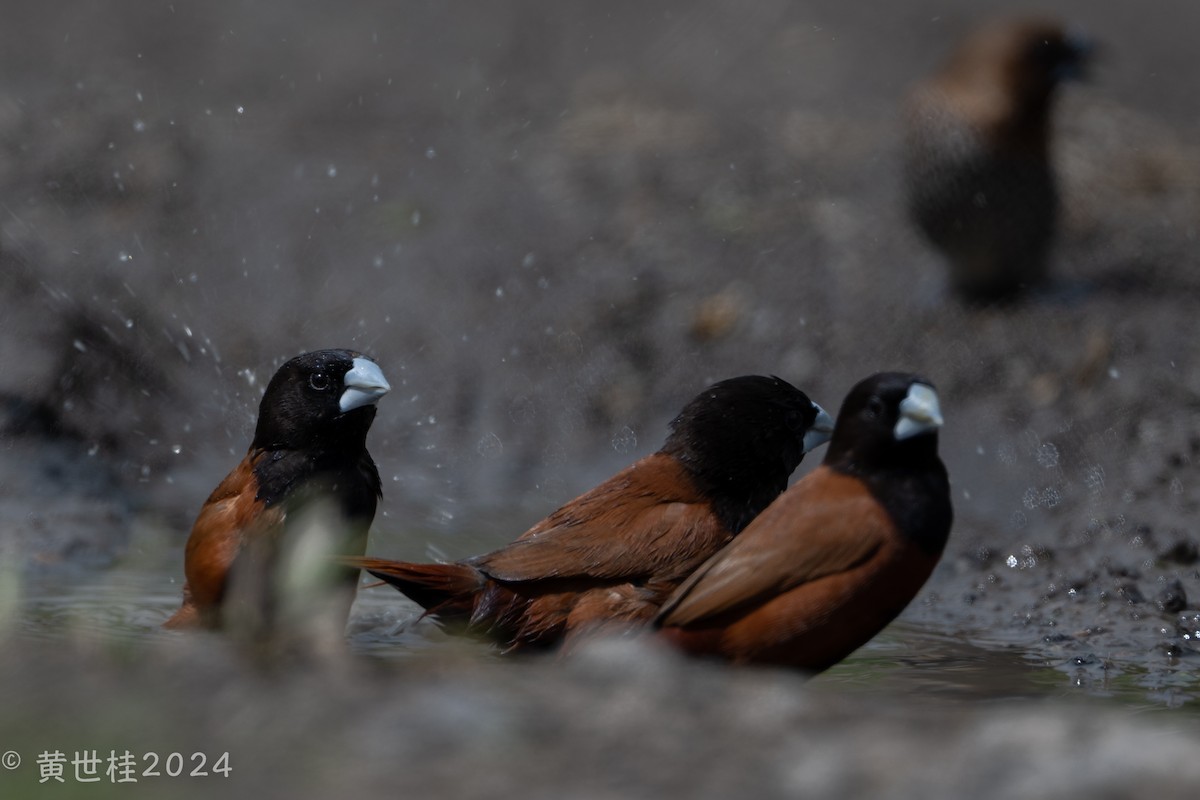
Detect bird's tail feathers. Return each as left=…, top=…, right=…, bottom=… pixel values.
left=338, top=556, right=484, bottom=615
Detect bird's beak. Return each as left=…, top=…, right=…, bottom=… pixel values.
left=894, top=383, right=943, bottom=440
left=802, top=404, right=836, bottom=453
left=339, top=357, right=391, bottom=413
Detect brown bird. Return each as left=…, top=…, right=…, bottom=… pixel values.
left=654, top=372, right=952, bottom=673
left=903, top=17, right=1092, bottom=301
left=346, top=375, right=834, bottom=651
left=164, top=349, right=390, bottom=631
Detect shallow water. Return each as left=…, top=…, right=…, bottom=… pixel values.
left=13, top=546, right=1200, bottom=711
left=822, top=625, right=1196, bottom=711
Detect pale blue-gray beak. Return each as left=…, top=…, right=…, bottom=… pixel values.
left=894, top=383, right=943, bottom=440
left=339, top=357, right=391, bottom=413
left=803, top=404, right=836, bottom=453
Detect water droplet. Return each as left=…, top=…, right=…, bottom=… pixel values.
left=410, top=209, right=421, bottom=226
left=509, top=397, right=535, bottom=425
left=326, top=164, right=338, bottom=178
left=117, top=251, right=132, bottom=262
left=424, top=147, right=436, bottom=159
left=171, top=444, right=183, bottom=455
left=236, top=105, right=245, bottom=114
left=72, top=339, right=87, bottom=353
left=476, top=432, right=503, bottom=459
left=611, top=426, right=638, bottom=454
left=1006, top=555, right=1019, bottom=568
left=132, top=119, right=146, bottom=132
left=1035, top=442, right=1059, bottom=468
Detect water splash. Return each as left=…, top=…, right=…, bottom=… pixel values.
left=611, top=426, right=638, bottom=454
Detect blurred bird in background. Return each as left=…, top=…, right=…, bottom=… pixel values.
left=903, top=17, right=1092, bottom=302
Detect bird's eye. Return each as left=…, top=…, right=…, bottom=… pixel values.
left=865, top=396, right=886, bottom=419
left=309, top=372, right=331, bottom=391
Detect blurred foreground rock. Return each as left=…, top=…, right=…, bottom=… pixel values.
left=1, top=634, right=1199, bottom=799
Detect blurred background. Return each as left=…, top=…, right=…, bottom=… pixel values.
left=3, top=0, right=1200, bottom=795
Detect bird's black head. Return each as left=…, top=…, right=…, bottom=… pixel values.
left=825, top=372, right=952, bottom=554
left=662, top=375, right=834, bottom=532
left=1015, top=20, right=1092, bottom=88
left=825, top=372, right=943, bottom=474
left=957, top=18, right=1092, bottom=108
left=251, top=349, right=391, bottom=453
